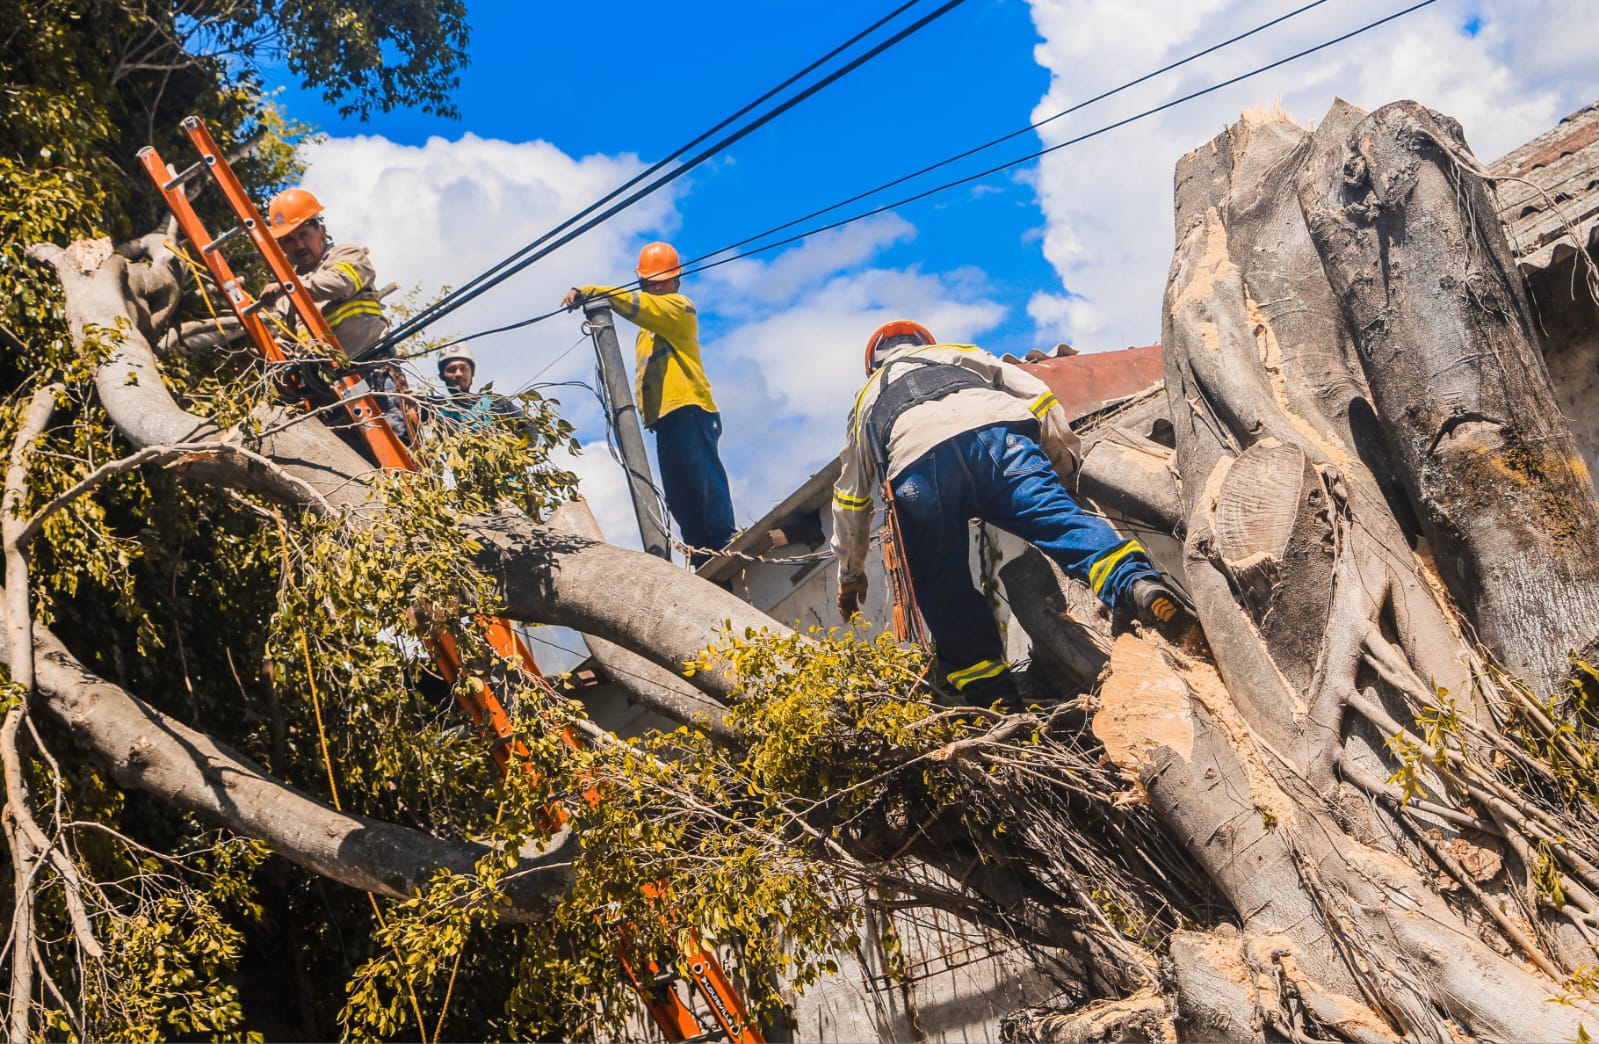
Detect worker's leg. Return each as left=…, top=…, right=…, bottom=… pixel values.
left=362, top=363, right=414, bottom=444
left=970, top=422, right=1158, bottom=610
left=892, top=438, right=1016, bottom=703
left=653, top=406, right=737, bottom=567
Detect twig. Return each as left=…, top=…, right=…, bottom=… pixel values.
left=1383, top=774, right=1564, bottom=978
left=0, top=386, right=60, bottom=1042
left=19, top=439, right=334, bottom=544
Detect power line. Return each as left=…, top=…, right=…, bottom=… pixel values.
left=377, top=0, right=969, bottom=352
left=409, top=0, right=1338, bottom=359
left=383, top=0, right=930, bottom=345
left=410, top=0, right=1438, bottom=362
left=678, top=0, right=1336, bottom=270
left=676, top=0, right=1441, bottom=281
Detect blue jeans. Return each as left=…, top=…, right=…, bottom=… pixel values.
left=892, top=421, right=1157, bottom=693
left=653, top=406, right=737, bottom=568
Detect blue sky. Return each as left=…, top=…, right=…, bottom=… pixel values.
left=265, top=0, right=1599, bottom=548
left=273, top=0, right=1057, bottom=352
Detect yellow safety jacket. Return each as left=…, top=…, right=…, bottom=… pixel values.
left=578, top=285, right=718, bottom=428
left=279, top=243, right=389, bottom=359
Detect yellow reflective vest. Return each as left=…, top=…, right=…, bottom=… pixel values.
left=578, top=285, right=718, bottom=428
left=277, top=243, right=388, bottom=359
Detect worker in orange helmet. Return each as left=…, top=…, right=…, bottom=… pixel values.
left=831, top=320, right=1192, bottom=705
left=262, top=187, right=416, bottom=446
left=561, top=242, right=736, bottom=567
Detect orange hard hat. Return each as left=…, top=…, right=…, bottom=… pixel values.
left=267, top=187, right=324, bottom=239
left=865, top=319, right=935, bottom=373
left=635, top=241, right=682, bottom=283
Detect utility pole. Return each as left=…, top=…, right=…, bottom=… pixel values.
left=583, top=301, right=672, bottom=561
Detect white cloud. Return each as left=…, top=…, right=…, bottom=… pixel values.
left=547, top=440, right=644, bottom=553
left=705, top=215, right=918, bottom=312
left=1021, top=0, right=1599, bottom=350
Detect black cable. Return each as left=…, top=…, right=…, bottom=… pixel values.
left=403, top=0, right=1335, bottom=359
left=677, top=0, right=1335, bottom=271
left=413, top=0, right=1438, bottom=357
left=676, top=0, right=1441, bottom=281
left=378, top=0, right=968, bottom=352
left=385, top=0, right=929, bottom=346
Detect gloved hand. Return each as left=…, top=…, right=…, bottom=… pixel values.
left=836, top=574, right=869, bottom=621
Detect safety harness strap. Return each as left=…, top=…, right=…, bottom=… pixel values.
left=865, top=357, right=987, bottom=474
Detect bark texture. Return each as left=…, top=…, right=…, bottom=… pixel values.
left=1299, top=101, right=1599, bottom=694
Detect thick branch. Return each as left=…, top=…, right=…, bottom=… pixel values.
left=1, top=386, right=60, bottom=1039
left=19, top=440, right=334, bottom=547
left=1299, top=100, right=1599, bottom=693
left=1112, top=634, right=1595, bottom=1041
left=471, top=509, right=792, bottom=704
left=28, top=239, right=381, bottom=516
left=544, top=498, right=734, bottom=740
left=3, top=605, right=572, bottom=921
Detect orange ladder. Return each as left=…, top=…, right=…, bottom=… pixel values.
left=139, top=117, right=762, bottom=1043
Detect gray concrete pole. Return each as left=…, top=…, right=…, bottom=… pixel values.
left=582, top=301, right=672, bottom=561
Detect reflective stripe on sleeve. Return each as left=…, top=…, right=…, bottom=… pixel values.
left=324, top=299, right=385, bottom=327
left=832, top=489, right=871, bottom=512
left=1029, top=392, right=1059, bottom=418
left=333, top=261, right=366, bottom=292
left=1088, top=538, right=1146, bottom=595
left=948, top=659, right=1007, bottom=690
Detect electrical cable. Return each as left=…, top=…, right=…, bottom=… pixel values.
left=410, top=0, right=1435, bottom=359
left=377, top=0, right=969, bottom=352
left=677, top=0, right=1337, bottom=271
left=673, top=0, right=1442, bottom=282
left=384, top=0, right=933, bottom=345
left=383, top=0, right=932, bottom=346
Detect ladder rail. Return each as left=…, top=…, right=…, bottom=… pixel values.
left=140, top=121, right=764, bottom=1044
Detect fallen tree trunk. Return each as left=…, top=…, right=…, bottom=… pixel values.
left=24, top=97, right=1599, bottom=1043
left=1300, top=100, right=1599, bottom=695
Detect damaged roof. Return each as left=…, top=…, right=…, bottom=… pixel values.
left=1014, top=344, right=1164, bottom=420
left=1491, top=99, right=1599, bottom=273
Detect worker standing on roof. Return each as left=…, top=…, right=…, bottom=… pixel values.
left=430, top=345, right=539, bottom=440
left=561, top=242, right=736, bottom=567
left=262, top=187, right=416, bottom=444
left=832, top=320, right=1192, bottom=705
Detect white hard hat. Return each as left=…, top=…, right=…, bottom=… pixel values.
left=437, top=344, right=476, bottom=376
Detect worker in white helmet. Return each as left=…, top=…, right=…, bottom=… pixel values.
left=429, top=344, right=536, bottom=439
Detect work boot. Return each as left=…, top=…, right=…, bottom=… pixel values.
left=1130, top=576, right=1195, bottom=633
left=939, top=669, right=1021, bottom=711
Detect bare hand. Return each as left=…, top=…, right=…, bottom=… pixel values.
left=837, top=574, right=869, bottom=621
left=561, top=287, right=583, bottom=311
